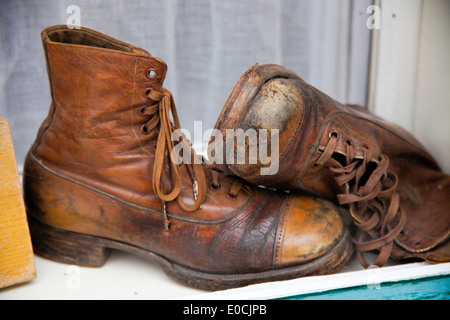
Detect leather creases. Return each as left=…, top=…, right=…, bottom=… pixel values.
left=315, top=133, right=407, bottom=268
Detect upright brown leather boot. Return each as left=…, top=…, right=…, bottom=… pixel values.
left=210, top=63, right=450, bottom=268
left=23, top=26, right=353, bottom=290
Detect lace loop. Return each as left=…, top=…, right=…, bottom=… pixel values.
left=141, top=87, right=243, bottom=229
left=314, top=132, right=407, bottom=268
left=141, top=88, right=206, bottom=231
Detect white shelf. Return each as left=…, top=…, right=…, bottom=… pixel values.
left=2, top=245, right=449, bottom=300
left=188, top=260, right=450, bottom=300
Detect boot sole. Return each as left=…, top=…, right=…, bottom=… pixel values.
left=28, top=213, right=353, bottom=291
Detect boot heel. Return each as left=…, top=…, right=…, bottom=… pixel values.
left=28, top=214, right=110, bottom=267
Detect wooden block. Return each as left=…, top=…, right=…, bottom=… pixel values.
left=0, top=115, right=36, bottom=288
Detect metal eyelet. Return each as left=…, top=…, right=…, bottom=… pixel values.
left=139, top=106, right=147, bottom=115
left=141, top=124, right=151, bottom=135
left=209, top=182, right=221, bottom=191
left=311, top=162, right=320, bottom=169
left=144, top=88, right=153, bottom=96
left=146, top=68, right=157, bottom=79
left=329, top=131, right=339, bottom=138
left=227, top=192, right=237, bottom=200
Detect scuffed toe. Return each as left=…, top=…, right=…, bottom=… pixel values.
left=276, top=195, right=346, bottom=267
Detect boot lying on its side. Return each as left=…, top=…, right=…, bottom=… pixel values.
left=210, top=63, right=450, bottom=268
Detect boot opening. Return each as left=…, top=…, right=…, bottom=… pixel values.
left=46, top=28, right=131, bottom=52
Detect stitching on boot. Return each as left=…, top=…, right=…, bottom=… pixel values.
left=273, top=195, right=293, bottom=267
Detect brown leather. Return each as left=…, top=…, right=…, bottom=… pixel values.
left=210, top=63, right=450, bottom=268
left=23, top=26, right=353, bottom=290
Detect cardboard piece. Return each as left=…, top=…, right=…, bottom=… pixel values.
left=0, top=115, right=36, bottom=288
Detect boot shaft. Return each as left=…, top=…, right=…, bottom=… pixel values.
left=35, top=26, right=166, bottom=173
left=32, top=26, right=170, bottom=198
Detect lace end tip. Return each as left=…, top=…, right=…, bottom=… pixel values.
left=161, top=200, right=170, bottom=231
left=163, top=221, right=170, bottom=231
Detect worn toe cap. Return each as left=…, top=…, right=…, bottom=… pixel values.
left=276, top=195, right=346, bottom=267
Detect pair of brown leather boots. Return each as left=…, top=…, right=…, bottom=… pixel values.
left=24, top=25, right=449, bottom=291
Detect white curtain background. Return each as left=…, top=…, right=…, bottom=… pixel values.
left=0, top=0, right=372, bottom=167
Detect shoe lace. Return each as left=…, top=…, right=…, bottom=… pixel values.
left=314, top=132, right=407, bottom=268
left=141, top=87, right=243, bottom=230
